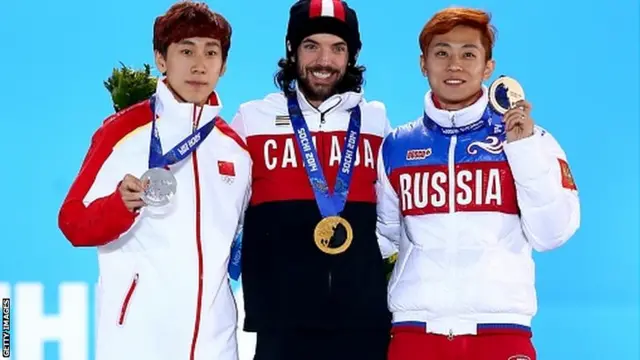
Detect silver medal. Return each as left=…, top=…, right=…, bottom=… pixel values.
left=140, top=167, right=177, bottom=207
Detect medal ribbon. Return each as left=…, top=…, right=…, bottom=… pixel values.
left=148, top=95, right=216, bottom=169
left=423, top=106, right=505, bottom=136
left=287, top=94, right=362, bottom=218
left=228, top=233, right=242, bottom=281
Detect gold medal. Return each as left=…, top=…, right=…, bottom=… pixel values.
left=488, top=76, right=525, bottom=115
left=313, top=216, right=353, bottom=255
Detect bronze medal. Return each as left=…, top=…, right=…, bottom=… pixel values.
left=488, top=76, right=525, bottom=115
left=313, top=216, right=353, bottom=255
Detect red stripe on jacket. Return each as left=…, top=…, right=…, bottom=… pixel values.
left=246, top=131, right=382, bottom=205
left=58, top=100, right=153, bottom=247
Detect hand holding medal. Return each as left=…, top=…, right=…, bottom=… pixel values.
left=118, top=174, right=149, bottom=212
left=488, top=75, right=535, bottom=142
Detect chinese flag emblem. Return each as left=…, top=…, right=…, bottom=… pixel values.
left=218, top=161, right=236, bottom=176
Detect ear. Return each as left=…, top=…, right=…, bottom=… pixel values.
left=154, top=50, right=167, bottom=74
left=483, top=59, right=495, bottom=81
left=220, top=62, right=227, bottom=77
left=419, top=53, right=427, bottom=77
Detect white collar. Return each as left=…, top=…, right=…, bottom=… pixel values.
left=293, top=81, right=363, bottom=114
left=424, top=85, right=488, bottom=128
left=153, top=77, right=223, bottom=124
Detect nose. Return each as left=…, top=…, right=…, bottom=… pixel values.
left=191, top=54, right=206, bottom=74
left=447, top=56, right=463, bottom=72
left=317, top=47, right=331, bottom=66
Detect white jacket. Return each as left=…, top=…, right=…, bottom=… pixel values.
left=58, top=80, right=251, bottom=360
left=376, top=87, right=580, bottom=336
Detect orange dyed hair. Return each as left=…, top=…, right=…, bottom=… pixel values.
left=153, top=1, right=232, bottom=61
left=419, top=7, right=496, bottom=61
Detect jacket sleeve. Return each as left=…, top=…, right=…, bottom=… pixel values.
left=58, top=126, right=138, bottom=247
left=375, top=138, right=402, bottom=258
left=234, top=170, right=252, bottom=240
left=503, top=126, right=580, bottom=252
left=229, top=108, right=248, bottom=142
left=230, top=107, right=251, bottom=239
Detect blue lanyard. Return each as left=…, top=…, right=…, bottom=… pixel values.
left=148, top=95, right=216, bottom=169
left=287, top=94, right=362, bottom=218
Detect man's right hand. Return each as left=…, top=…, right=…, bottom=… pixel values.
left=118, top=174, right=147, bottom=212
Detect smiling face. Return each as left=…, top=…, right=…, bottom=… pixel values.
left=154, top=36, right=226, bottom=105
left=421, top=25, right=495, bottom=110
left=295, top=33, right=349, bottom=106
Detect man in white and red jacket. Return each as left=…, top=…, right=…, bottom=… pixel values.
left=230, top=1, right=394, bottom=359
left=376, top=7, right=581, bottom=360
left=57, top=2, right=250, bottom=360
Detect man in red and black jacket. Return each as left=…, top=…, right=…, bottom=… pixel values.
left=230, top=1, right=396, bottom=359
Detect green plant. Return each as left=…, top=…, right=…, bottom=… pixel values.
left=384, top=252, right=398, bottom=281
left=104, top=62, right=157, bottom=112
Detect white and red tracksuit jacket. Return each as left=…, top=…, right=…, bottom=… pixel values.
left=375, top=86, right=580, bottom=336
left=58, top=80, right=251, bottom=360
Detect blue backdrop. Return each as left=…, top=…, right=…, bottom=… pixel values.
left=1, top=0, right=638, bottom=359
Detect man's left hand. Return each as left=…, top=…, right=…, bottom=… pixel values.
left=503, top=100, right=535, bottom=143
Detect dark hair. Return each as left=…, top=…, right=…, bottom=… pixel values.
left=274, top=56, right=366, bottom=96
left=153, top=1, right=232, bottom=61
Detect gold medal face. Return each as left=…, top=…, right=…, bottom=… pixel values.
left=488, top=76, right=525, bottom=115
left=313, top=216, right=353, bottom=255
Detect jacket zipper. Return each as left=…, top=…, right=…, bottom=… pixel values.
left=117, top=273, right=139, bottom=326
left=317, top=101, right=345, bottom=295
left=189, top=106, right=205, bottom=360
left=315, top=99, right=341, bottom=295
left=319, top=112, right=332, bottom=295
left=447, top=113, right=458, bottom=337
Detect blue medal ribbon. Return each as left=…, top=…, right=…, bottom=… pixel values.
left=287, top=94, right=362, bottom=219
left=148, top=95, right=216, bottom=169
left=228, top=232, right=242, bottom=281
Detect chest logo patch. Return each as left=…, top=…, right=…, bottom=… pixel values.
left=467, top=136, right=503, bottom=155
left=406, top=148, right=432, bottom=161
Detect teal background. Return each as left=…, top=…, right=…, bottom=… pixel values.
left=1, top=0, right=638, bottom=359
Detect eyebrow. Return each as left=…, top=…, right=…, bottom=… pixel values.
left=178, top=39, right=221, bottom=47
left=433, top=42, right=479, bottom=49
left=301, top=39, right=347, bottom=47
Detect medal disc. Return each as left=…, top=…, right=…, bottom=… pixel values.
left=488, top=76, right=525, bottom=115
left=140, top=167, right=177, bottom=207
left=313, top=216, right=353, bottom=255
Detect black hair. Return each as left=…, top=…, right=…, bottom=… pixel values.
left=273, top=56, right=366, bottom=96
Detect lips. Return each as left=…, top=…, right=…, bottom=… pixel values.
left=186, top=80, right=208, bottom=86
left=311, top=71, right=332, bottom=79
left=444, top=79, right=466, bottom=85
left=307, top=67, right=337, bottom=83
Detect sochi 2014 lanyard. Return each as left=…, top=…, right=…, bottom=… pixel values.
left=148, top=95, right=216, bottom=169
left=287, top=93, right=362, bottom=218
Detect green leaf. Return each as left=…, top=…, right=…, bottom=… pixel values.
left=384, top=252, right=398, bottom=282
left=104, top=62, right=158, bottom=112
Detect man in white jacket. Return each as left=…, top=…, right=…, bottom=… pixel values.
left=376, top=7, right=580, bottom=360
left=58, top=2, right=250, bottom=359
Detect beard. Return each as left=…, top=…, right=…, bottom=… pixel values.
left=297, top=64, right=345, bottom=103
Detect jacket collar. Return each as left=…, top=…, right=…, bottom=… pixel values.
left=424, top=85, right=488, bottom=128
left=293, top=81, right=363, bottom=114
left=153, top=78, right=223, bottom=125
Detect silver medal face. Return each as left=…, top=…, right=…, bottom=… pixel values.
left=140, top=168, right=177, bottom=207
